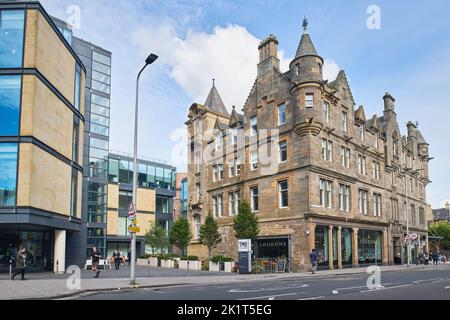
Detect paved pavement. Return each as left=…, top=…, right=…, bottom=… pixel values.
left=0, top=263, right=448, bottom=300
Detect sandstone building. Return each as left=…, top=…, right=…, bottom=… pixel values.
left=185, top=22, right=432, bottom=270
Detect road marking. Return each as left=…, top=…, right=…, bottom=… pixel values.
left=238, top=293, right=300, bottom=300
left=229, top=284, right=308, bottom=293
left=334, top=282, right=399, bottom=291
left=360, top=284, right=412, bottom=293
left=298, top=296, right=325, bottom=300
left=445, top=286, right=450, bottom=290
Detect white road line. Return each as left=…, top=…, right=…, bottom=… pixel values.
left=360, top=284, right=412, bottom=293
left=445, top=286, right=450, bottom=290
left=335, top=282, right=400, bottom=291
left=238, top=293, right=300, bottom=300
left=298, top=296, right=325, bottom=300
left=229, top=284, right=308, bottom=293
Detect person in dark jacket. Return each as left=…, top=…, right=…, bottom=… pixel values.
left=91, top=246, right=102, bottom=278
left=11, top=247, right=27, bottom=281
left=113, top=249, right=121, bottom=270
left=127, top=250, right=131, bottom=266
left=309, top=249, right=318, bottom=274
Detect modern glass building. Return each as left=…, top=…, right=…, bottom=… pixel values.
left=51, top=16, right=112, bottom=265
left=0, top=1, right=85, bottom=272
left=107, top=152, right=176, bottom=257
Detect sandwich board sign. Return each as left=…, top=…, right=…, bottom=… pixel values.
left=238, top=239, right=252, bottom=274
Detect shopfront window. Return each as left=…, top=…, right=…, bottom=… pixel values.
left=0, top=10, right=25, bottom=68
left=341, top=228, right=353, bottom=266
left=0, top=231, right=52, bottom=272
left=315, top=226, right=329, bottom=267
left=254, top=238, right=289, bottom=259
left=0, top=75, right=21, bottom=136
left=0, top=143, right=18, bottom=206
left=358, top=229, right=382, bottom=265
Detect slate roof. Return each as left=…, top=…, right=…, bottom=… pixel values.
left=295, top=31, right=319, bottom=59
left=432, top=208, right=450, bottom=221
left=204, top=81, right=229, bottom=116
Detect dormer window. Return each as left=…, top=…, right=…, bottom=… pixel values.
left=358, top=125, right=365, bottom=141
left=250, top=116, right=258, bottom=136
left=231, top=127, right=238, bottom=145
left=215, top=133, right=222, bottom=151
left=305, top=94, right=314, bottom=108
left=322, top=102, right=330, bottom=123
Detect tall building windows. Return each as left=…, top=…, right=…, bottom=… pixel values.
left=119, top=190, right=133, bottom=210
left=305, top=93, right=314, bottom=108
left=358, top=125, right=365, bottom=141
left=339, top=184, right=350, bottom=212
left=374, top=135, right=378, bottom=149
left=70, top=171, right=78, bottom=217
left=373, top=193, right=382, bottom=217
left=278, top=103, right=286, bottom=125
left=411, top=204, right=416, bottom=224
left=0, top=143, right=18, bottom=206
left=212, top=165, right=218, bottom=182
left=217, top=194, right=223, bottom=217
left=229, top=159, right=235, bottom=177
left=321, top=139, right=333, bottom=161
left=231, top=127, right=238, bottom=145
left=90, top=94, right=110, bottom=136
left=236, top=158, right=241, bottom=176
left=322, top=102, right=330, bottom=123
left=218, top=164, right=223, bottom=180
left=251, top=187, right=259, bottom=212
left=72, top=121, right=80, bottom=163
left=250, top=151, right=258, bottom=171
left=212, top=196, right=218, bottom=217
left=342, top=112, right=348, bottom=133
left=393, top=140, right=398, bottom=157
left=279, top=180, right=288, bottom=208
left=357, top=155, right=367, bottom=175
left=279, top=140, right=288, bottom=163
left=0, top=10, right=25, bottom=68
left=0, top=75, right=21, bottom=136
left=91, top=51, right=112, bottom=94
left=229, top=192, right=235, bottom=215
left=372, top=161, right=381, bottom=180
left=320, top=179, right=333, bottom=208
left=419, top=207, right=425, bottom=225
left=250, top=116, right=258, bottom=136
left=340, top=146, right=350, bottom=168
left=358, top=189, right=368, bottom=215
left=391, top=198, right=399, bottom=221
left=74, top=63, right=81, bottom=110
left=215, top=133, right=222, bottom=151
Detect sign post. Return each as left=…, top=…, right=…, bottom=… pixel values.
left=238, top=239, right=252, bottom=274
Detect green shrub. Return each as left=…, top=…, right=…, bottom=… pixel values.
left=157, top=253, right=179, bottom=260
left=180, top=255, right=199, bottom=261
left=210, top=255, right=234, bottom=263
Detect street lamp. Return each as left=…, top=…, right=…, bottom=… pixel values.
left=130, top=53, right=158, bottom=286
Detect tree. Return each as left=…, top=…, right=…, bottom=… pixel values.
left=429, top=223, right=450, bottom=250
left=145, top=224, right=168, bottom=254
left=169, top=217, right=192, bottom=256
left=233, top=201, right=260, bottom=240
left=199, top=214, right=222, bottom=258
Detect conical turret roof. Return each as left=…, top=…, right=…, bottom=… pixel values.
left=204, top=79, right=228, bottom=116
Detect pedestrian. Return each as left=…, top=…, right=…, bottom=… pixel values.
left=309, top=249, right=318, bottom=274
left=11, top=247, right=27, bottom=281
left=127, top=250, right=131, bottom=266
left=114, top=249, right=121, bottom=270
left=91, top=246, right=102, bottom=278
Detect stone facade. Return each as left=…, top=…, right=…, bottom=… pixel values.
left=185, top=24, right=431, bottom=271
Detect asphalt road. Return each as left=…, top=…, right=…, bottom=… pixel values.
left=69, top=267, right=450, bottom=300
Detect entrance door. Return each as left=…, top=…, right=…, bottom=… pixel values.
left=393, top=238, right=402, bottom=265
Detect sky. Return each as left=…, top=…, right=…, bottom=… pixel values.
left=40, top=0, right=450, bottom=208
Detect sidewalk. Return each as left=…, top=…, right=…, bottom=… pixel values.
left=0, top=263, right=448, bottom=300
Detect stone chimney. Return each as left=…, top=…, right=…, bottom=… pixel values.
left=446, top=202, right=450, bottom=210
left=257, top=34, right=279, bottom=77
left=383, top=92, right=395, bottom=111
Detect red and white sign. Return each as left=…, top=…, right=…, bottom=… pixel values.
left=128, top=203, right=136, bottom=218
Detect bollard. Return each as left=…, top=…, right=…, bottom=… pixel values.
left=56, top=259, right=59, bottom=274
left=9, top=259, right=12, bottom=279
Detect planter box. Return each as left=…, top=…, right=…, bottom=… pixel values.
left=179, top=260, right=201, bottom=270
left=136, top=258, right=148, bottom=266
left=148, top=257, right=158, bottom=267
left=160, top=259, right=174, bottom=268
left=209, top=261, right=235, bottom=272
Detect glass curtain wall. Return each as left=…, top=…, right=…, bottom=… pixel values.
left=341, top=228, right=353, bottom=266
left=358, top=230, right=382, bottom=265
left=315, top=226, right=329, bottom=268
left=0, top=10, right=25, bottom=68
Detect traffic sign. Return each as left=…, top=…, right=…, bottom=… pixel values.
left=128, top=203, right=136, bottom=217
left=409, top=233, right=418, bottom=240
left=128, top=226, right=140, bottom=233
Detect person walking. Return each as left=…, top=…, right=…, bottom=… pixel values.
left=11, top=247, right=27, bottom=281
left=309, top=249, right=318, bottom=274
left=91, top=246, right=102, bottom=278
left=127, top=250, right=131, bottom=267
left=113, top=249, right=121, bottom=270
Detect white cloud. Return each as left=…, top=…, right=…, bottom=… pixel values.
left=323, top=59, right=340, bottom=82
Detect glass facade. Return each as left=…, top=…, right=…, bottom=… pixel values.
left=0, top=75, right=21, bottom=136
left=341, top=228, right=353, bottom=266
left=0, top=143, right=18, bottom=206
left=56, top=26, right=73, bottom=45
left=358, top=229, right=382, bottom=265
left=181, top=179, right=188, bottom=219
left=0, top=10, right=25, bottom=68
left=315, top=226, right=329, bottom=267
left=108, top=157, right=176, bottom=190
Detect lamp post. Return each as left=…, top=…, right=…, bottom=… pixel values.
left=130, top=53, right=158, bottom=286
